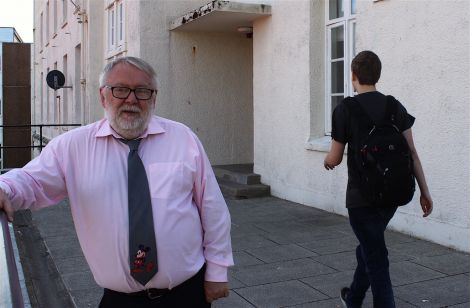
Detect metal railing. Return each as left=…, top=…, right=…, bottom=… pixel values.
left=0, top=124, right=81, bottom=172
left=0, top=211, right=23, bottom=308
left=0, top=124, right=81, bottom=150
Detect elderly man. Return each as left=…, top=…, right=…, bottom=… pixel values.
left=0, top=56, right=233, bottom=307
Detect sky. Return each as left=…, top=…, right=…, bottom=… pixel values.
left=0, top=0, right=34, bottom=42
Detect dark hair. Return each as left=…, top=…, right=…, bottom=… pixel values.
left=351, top=50, right=381, bottom=85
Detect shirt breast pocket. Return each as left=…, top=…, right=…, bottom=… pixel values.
left=148, top=162, right=191, bottom=199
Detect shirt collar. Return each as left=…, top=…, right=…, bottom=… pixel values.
left=95, top=116, right=166, bottom=139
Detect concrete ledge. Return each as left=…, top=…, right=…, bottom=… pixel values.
left=305, top=136, right=331, bottom=152
left=169, top=0, right=271, bottom=32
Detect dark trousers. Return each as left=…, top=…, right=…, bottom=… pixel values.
left=99, top=266, right=210, bottom=308
left=346, top=206, right=398, bottom=308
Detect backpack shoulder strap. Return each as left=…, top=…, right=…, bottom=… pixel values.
left=345, top=96, right=374, bottom=125
left=383, top=95, right=399, bottom=125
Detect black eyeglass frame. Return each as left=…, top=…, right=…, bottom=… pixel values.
left=104, top=85, right=157, bottom=100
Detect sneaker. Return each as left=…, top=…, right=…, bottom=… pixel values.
left=340, top=287, right=350, bottom=308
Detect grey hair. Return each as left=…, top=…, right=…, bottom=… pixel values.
left=99, top=56, right=159, bottom=90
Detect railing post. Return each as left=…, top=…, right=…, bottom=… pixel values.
left=39, top=125, right=43, bottom=152
left=0, top=212, right=25, bottom=308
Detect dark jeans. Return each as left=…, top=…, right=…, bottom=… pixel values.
left=99, top=266, right=210, bottom=308
left=346, top=206, right=398, bottom=308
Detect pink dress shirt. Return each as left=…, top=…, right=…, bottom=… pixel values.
left=0, top=116, right=233, bottom=292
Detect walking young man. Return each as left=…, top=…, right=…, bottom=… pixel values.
left=324, top=50, right=433, bottom=308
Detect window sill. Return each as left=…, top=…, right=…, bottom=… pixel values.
left=305, top=136, right=331, bottom=153
left=105, top=44, right=127, bottom=59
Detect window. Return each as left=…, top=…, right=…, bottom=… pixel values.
left=325, top=0, right=356, bottom=134
left=62, top=0, right=67, bottom=24
left=46, top=2, right=50, bottom=42
left=40, top=13, right=44, bottom=47
left=74, top=44, right=82, bottom=124
left=53, top=0, right=58, bottom=34
left=107, top=1, right=125, bottom=53
left=118, top=2, right=124, bottom=44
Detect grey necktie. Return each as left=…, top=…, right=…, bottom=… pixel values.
left=124, top=139, right=158, bottom=285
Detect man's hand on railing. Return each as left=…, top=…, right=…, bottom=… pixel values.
left=0, top=189, right=14, bottom=222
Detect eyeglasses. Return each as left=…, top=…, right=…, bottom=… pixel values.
left=104, top=86, right=156, bottom=100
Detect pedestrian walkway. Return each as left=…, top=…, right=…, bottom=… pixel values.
left=15, top=197, right=470, bottom=307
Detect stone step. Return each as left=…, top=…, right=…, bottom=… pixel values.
left=216, top=178, right=270, bottom=199
left=213, top=164, right=261, bottom=185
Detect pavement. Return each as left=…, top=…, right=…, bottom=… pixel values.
left=13, top=196, right=470, bottom=308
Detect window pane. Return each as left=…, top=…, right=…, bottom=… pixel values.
left=352, top=22, right=356, bottom=56
left=331, top=96, right=343, bottom=113
left=329, top=0, right=344, bottom=20
left=351, top=0, right=357, bottom=14
left=331, top=61, right=344, bottom=94
left=331, top=26, right=344, bottom=59
left=119, top=3, right=123, bottom=41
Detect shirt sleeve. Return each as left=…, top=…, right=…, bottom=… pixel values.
left=331, top=101, right=349, bottom=144
left=190, top=132, right=234, bottom=282
left=395, top=100, right=415, bottom=132
left=0, top=138, right=67, bottom=211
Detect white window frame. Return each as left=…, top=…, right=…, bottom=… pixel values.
left=325, top=0, right=356, bottom=135
left=107, top=0, right=125, bottom=55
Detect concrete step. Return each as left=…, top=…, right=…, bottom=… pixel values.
left=216, top=178, right=270, bottom=199
left=213, top=164, right=261, bottom=185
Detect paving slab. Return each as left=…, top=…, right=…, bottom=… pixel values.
left=410, top=253, right=470, bottom=275
left=213, top=291, right=255, bottom=308
left=231, top=233, right=280, bottom=251
left=246, top=244, right=318, bottom=263
left=298, top=236, right=359, bottom=255
left=300, top=270, right=355, bottom=298
left=388, top=239, right=454, bottom=259
left=231, top=258, right=337, bottom=286
left=394, top=274, right=470, bottom=307
left=235, top=280, right=329, bottom=308
left=389, top=261, right=446, bottom=286
left=266, top=229, right=346, bottom=245
left=233, top=251, right=265, bottom=267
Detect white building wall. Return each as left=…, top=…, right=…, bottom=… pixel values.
left=254, top=0, right=470, bottom=252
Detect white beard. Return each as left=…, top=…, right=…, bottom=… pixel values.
left=105, top=104, right=153, bottom=139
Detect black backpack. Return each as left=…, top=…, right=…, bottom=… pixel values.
left=347, top=96, right=415, bottom=207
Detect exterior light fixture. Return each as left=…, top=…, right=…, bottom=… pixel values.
left=237, top=26, right=253, bottom=38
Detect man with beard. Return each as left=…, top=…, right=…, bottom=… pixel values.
left=0, top=56, right=233, bottom=308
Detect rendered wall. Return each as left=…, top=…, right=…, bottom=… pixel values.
left=135, top=0, right=254, bottom=165
left=253, top=0, right=470, bottom=252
